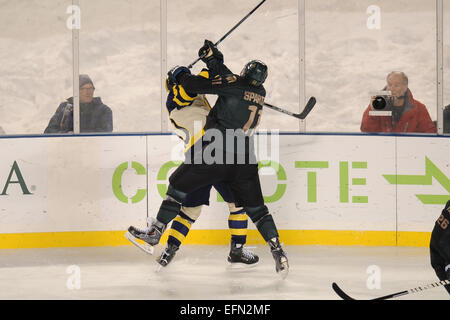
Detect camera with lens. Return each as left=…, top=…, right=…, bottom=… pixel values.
left=371, top=91, right=394, bottom=110
left=60, top=103, right=74, bottom=132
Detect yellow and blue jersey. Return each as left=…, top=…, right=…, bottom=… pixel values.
left=166, top=69, right=212, bottom=147
left=165, top=69, right=211, bottom=113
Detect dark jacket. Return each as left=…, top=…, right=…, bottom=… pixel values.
left=179, top=60, right=265, bottom=163
left=444, top=105, right=450, bottom=134
left=179, top=61, right=265, bottom=132
left=360, top=89, right=436, bottom=133
left=44, top=97, right=113, bottom=133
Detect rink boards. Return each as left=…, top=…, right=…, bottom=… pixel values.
left=0, top=133, right=449, bottom=249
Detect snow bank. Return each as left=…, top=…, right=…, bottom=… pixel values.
left=0, top=0, right=448, bottom=134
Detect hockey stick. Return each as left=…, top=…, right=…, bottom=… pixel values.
left=264, top=96, right=316, bottom=120
left=187, top=0, right=267, bottom=69
left=332, top=280, right=450, bottom=300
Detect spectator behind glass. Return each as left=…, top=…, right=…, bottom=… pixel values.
left=360, top=71, right=436, bottom=133
left=444, top=105, right=450, bottom=134
left=44, top=74, right=113, bottom=133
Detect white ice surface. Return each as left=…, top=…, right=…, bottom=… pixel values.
left=0, top=245, right=448, bottom=300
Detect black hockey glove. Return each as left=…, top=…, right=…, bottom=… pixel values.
left=198, top=39, right=223, bottom=64
left=167, top=66, right=191, bottom=86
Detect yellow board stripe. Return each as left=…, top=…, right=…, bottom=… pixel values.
left=397, top=231, right=431, bottom=247
left=0, top=230, right=431, bottom=249
left=0, top=231, right=129, bottom=249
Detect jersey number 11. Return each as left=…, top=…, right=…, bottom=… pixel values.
left=243, top=105, right=262, bottom=132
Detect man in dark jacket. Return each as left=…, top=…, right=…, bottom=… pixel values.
left=44, top=74, right=113, bottom=133
left=444, top=105, right=450, bottom=134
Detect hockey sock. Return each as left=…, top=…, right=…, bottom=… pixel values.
left=228, top=207, right=248, bottom=246
left=167, top=211, right=195, bottom=248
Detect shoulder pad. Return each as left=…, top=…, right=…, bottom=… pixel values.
left=197, top=69, right=210, bottom=79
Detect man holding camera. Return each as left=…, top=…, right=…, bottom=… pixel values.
left=360, top=71, right=435, bottom=133
left=44, top=74, right=113, bottom=134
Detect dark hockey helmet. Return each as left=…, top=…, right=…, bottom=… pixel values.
left=240, top=60, right=268, bottom=86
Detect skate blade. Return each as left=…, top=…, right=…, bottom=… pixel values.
left=125, top=231, right=154, bottom=255
left=227, top=261, right=259, bottom=270
left=155, top=264, right=163, bottom=273
left=155, top=258, right=170, bottom=273
left=278, top=268, right=289, bottom=280
left=277, top=261, right=289, bottom=280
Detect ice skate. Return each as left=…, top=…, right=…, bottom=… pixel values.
left=227, top=241, right=259, bottom=269
left=125, top=217, right=166, bottom=255
left=157, top=243, right=179, bottom=268
left=268, top=238, right=289, bottom=279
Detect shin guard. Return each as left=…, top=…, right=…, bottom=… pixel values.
left=156, top=185, right=187, bottom=225
left=245, top=205, right=279, bottom=242
left=156, top=200, right=182, bottom=225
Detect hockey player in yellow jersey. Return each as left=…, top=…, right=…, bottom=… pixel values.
left=127, top=69, right=259, bottom=269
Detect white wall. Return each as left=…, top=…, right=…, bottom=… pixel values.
left=0, top=133, right=448, bottom=236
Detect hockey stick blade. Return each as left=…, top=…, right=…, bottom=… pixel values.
left=333, top=279, right=450, bottom=300
left=332, top=283, right=355, bottom=300
left=264, top=96, right=317, bottom=120
left=296, top=96, right=316, bottom=119
left=332, top=281, right=408, bottom=300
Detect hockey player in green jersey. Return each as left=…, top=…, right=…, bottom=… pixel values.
left=128, top=40, right=288, bottom=278
left=127, top=69, right=259, bottom=269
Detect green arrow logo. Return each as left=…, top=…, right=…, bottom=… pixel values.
left=383, top=157, right=450, bottom=204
